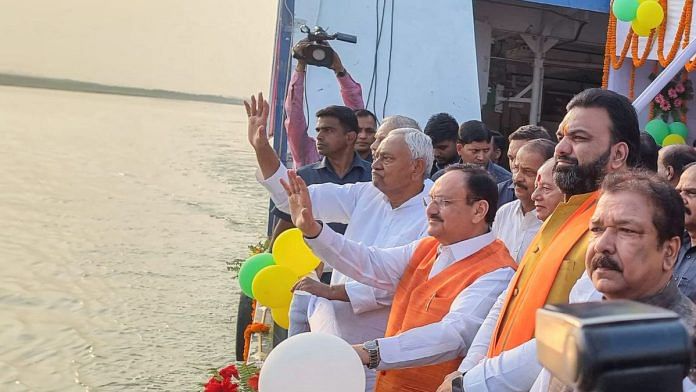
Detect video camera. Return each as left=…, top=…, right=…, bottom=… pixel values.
left=293, top=25, right=358, bottom=68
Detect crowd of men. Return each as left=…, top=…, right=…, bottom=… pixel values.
left=240, top=47, right=696, bottom=391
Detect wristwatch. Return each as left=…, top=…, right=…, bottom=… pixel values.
left=362, top=340, right=381, bottom=369
left=451, top=374, right=465, bottom=392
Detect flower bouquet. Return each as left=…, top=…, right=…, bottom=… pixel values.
left=202, top=362, right=260, bottom=392
left=650, top=71, right=694, bottom=123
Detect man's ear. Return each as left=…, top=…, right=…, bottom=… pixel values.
left=471, top=200, right=489, bottom=224
left=609, top=142, right=629, bottom=170
left=667, top=166, right=675, bottom=182
left=346, top=131, right=358, bottom=143
left=412, top=158, right=426, bottom=180
left=456, top=143, right=464, bottom=158
left=663, top=235, right=681, bottom=271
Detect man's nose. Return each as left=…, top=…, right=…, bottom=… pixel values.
left=425, top=200, right=439, bottom=215
left=593, top=229, right=616, bottom=255
left=371, top=158, right=383, bottom=170
left=531, top=187, right=541, bottom=201
left=555, top=137, right=571, bottom=157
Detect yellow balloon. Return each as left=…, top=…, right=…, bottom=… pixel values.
left=631, top=20, right=652, bottom=37
left=272, top=228, right=321, bottom=276
left=272, top=306, right=290, bottom=329
left=636, top=0, right=664, bottom=29
left=662, top=134, right=686, bottom=146
left=251, top=265, right=297, bottom=308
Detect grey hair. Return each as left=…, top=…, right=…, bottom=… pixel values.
left=383, top=127, right=434, bottom=180
left=381, top=115, right=421, bottom=132
left=539, top=157, right=556, bottom=173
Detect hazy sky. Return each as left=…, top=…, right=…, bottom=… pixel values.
left=0, top=1, right=278, bottom=97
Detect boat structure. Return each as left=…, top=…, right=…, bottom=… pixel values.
left=238, top=0, right=696, bottom=364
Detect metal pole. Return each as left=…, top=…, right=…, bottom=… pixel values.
left=266, top=0, right=295, bottom=237
left=632, top=39, right=696, bottom=113
left=530, top=52, right=543, bottom=125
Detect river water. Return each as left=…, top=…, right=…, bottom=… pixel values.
left=0, top=86, right=268, bottom=391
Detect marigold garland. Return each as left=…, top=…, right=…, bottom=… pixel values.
left=242, top=300, right=270, bottom=362
left=629, top=63, right=636, bottom=99
left=603, top=0, right=696, bottom=89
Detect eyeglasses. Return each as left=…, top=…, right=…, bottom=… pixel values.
left=423, top=195, right=468, bottom=208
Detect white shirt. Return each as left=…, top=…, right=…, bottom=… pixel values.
left=306, top=227, right=515, bottom=370
left=258, top=164, right=431, bottom=336
left=459, top=274, right=604, bottom=392
left=492, top=199, right=542, bottom=263
left=528, top=273, right=604, bottom=392
left=458, top=288, right=542, bottom=392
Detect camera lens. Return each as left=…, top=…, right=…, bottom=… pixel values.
left=312, top=48, right=327, bottom=61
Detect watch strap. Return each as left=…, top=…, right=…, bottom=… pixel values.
left=363, top=340, right=381, bottom=369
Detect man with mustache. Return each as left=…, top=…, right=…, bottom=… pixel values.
left=674, top=163, right=696, bottom=302
left=437, top=88, right=641, bottom=392
left=497, top=125, right=553, bottom=208
left=538, top=170, right=696, bottom=391
left=239, top=95, right=372, bottom=354
left=282, top=164, right=516, bottom=392
left=245, top=93, right=431, bottom=391
left=492, top=140, right=556, bottom=262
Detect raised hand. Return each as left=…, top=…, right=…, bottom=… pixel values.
left=280, top=170, right=322, bottom=238
left=243, top=92, right=270, bottom=150
left=330, top=46, right=345, bottom=74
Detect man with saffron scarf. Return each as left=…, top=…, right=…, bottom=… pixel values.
left=437, top=88, right=641, bottom=392
left=283, top=164, right=517, bottom=392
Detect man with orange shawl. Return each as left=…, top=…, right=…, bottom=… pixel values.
left=438, top=88, right=641, bottom=392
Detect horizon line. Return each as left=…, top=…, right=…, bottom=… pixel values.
left=0, top=73, right=244, bottom=105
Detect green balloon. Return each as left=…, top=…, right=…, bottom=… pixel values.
left=239, top=253, right=275, bottom=298
left=645, top=118, right=670, bottom=145
left=613, top=0, right=639, bottom=22
left=669, top=121, right=689, bottom=139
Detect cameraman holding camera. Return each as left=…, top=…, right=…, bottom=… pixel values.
left=285, top=39, right=376, bottom=167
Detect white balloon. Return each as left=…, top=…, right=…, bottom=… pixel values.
left=259, top=332, right=366, bottom=392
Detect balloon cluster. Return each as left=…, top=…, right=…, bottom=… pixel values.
left=612, top=0, right=665, bottom=37
left=645, top=118, right=690, bottom=146
left=238, top=228, right=321, bottom=328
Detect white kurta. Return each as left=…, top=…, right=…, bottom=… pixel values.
left=306, top=227, right=515, bottom=370
left=258, top=164, right=432, bottom=390
left=460, top=272, right=603, bottom=392
left=491, top=199, right=542, bottom=263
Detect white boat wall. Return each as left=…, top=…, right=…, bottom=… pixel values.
left=289, top=0, right=483, bottom=129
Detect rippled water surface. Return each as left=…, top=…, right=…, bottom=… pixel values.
left=0, top=86, right=268, bottom=391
